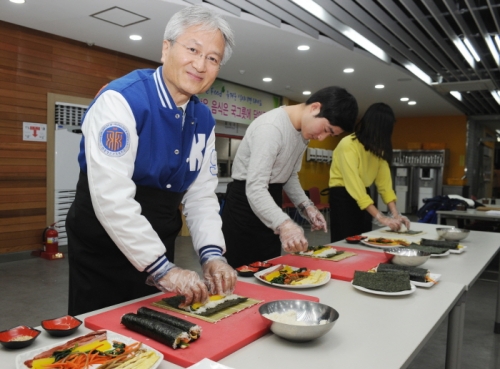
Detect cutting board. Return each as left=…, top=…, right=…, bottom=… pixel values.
left=270, top=246, right=393, bottom=282
left=85, top=281, right=319, bottom=368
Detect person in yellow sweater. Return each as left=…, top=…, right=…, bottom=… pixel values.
left=328, top=103, right=410, bottom=242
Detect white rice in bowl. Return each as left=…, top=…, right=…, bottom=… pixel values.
left=263, top=310, right=328, bottom=326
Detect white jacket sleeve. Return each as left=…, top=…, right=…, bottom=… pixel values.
left=182, top=127, right=225, bottom=263
left=82, top=90, right=168, bottom=272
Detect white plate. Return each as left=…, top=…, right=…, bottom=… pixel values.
left=430, top=250, right=451, bottom=257
left=361, top=239, right=406, bottom=249
left=411, top=273, right=441, bottom=288
left=15, top=330, right=163, bottom=369
left=254, top=264, right=331, bottom=289
left=449, top=245, right=467, bottom=254
left=188, top=358, right=235, bottom=369
left=351, top=281, right=417, bottom=296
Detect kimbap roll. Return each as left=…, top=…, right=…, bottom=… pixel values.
left=137, top=307, right=202, bottom=340
left=121, top=313, right=190, bottom=349
left=377, top=263, right=429, bottom=282
left=163, top=294, right=248, bottom=317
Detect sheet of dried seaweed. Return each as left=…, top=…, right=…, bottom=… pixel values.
left=407, top=243, right=449, bottom=254
left=352, top=270, right=411, bottom=292
left=420, top=238, right=459, bottom=249
left=153, top=295, right=261, bottom=323
left=376, top=263, right=428, bottom=282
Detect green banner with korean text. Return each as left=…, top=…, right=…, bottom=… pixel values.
left=198, top=79, right=281, bottom=125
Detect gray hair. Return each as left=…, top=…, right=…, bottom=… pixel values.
left=164, top=5, right=235, bottom=65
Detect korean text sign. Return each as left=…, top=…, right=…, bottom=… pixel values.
left=198, top=79, right=281, bottom=125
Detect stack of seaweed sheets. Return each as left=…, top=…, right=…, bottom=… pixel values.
left=121, top=307, right=202, bottom=350
left=353, top=270, right=412, bottom=292
left=407, top=238, right=459, bottom=254
left=376, top=264, right=430, bottom=283
left=353, top=263, right=430, bottom=292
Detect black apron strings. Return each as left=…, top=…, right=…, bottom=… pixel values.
left=222, top=180, right=283, bottom=268
left=66, top=172, right=184, bottom=315
left=328, top=186, right=372, bottom=242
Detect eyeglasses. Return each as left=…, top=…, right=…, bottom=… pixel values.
left=170, top=40, right=221, bottom=69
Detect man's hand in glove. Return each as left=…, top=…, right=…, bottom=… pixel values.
left=202, top=256, right=237, bottom=296
left=298, top=200, right=327, bottom=232
left=147, top=265, right=208, bottom=308
left=275, top=219, right=308, bottom=253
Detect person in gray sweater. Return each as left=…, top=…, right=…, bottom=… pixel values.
left=221, top=86, right=358, bottom=268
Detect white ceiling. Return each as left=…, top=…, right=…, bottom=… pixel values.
left=1, top=0, right=468, bottom=119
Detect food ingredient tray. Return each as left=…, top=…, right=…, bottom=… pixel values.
left=270, top=246, right=393, bottom=282
left=85, top=281, right=319, bottom=367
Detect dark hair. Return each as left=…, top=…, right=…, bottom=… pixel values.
left=305, top=86, right=358, bottom=132
left=354, top=102, right=395, bottom=163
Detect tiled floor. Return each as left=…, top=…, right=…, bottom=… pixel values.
left=1, top=221, right=500, bottom=368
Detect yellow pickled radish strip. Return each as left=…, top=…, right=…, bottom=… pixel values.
left=191, top=294, right=224, bottom=310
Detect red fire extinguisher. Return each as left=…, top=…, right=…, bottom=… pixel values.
left=42, top=223, right=59, bottom=254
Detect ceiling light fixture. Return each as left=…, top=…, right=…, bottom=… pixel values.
left=303, top=91, right=311, bottom=95
left=485, top=35, right=500, bottom=67
left=450, top=91, right=462, bottom=101
left=454, top=38, right=475, bottom=68
left=463, top=38, right=480, bottom=62
left=129, top=35, right=142, bottom=41
left=9, top=0, right=25, bottom=3
left=343, top=68, right=354, bottom=73
left=297, top=45, right=310, bottom=51
left=400, top=97, right=409, bottom=102
left=495, top=35, right=500, bottom=53
left=403, top=62, right=433, bottom=85
left=408, top=101, right=417, bottom=105
left=263, top=77, right=272, bottom=82
left=491, top=90, right=500, bottom=105
left=375, top=84, right=384, bottom=89
left=292, top=0, right=390, bottom=63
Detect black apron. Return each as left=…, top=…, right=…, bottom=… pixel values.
left=221, top=180, right=283, bottom=268
left=66, top=172, right=184, bottom=316
left=328, top=186, right=372, bottom=243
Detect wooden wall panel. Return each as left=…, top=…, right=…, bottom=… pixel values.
left=0, top=20, right=160, bottom=255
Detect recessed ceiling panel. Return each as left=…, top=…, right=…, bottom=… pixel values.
left=90, top=7, right=149, bottom=27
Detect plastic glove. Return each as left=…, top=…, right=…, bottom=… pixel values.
left=146, top=265, right=208, bottom=308
left=297, top=200, right=327, bottom=232
left=393, top=214, right=411, bottom=230
left=275, top=219, right=308, bottom=253
left=374, top=212, right=402, bottom=231
left=202, top=256, right=237, bottom=296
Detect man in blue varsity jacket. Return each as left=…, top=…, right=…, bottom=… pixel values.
left=66, top=5, right=237, bottom=315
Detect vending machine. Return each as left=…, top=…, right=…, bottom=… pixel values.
left=389, top=150, right=448, bottom=214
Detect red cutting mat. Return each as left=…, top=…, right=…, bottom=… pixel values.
left=85, top=281, right=319, bottom=368
left=270, top=246, right=393, bottom=282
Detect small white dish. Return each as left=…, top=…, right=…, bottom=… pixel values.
left=351, top=281, right=416, bottom=296
left=449, top=245, right=467, bottom=254
left=188, top=358, right=235, bottom=369
left=411, top=273, right=441, bottom=288
left=430, top=250, right=451, bottom=257
left=16, top=330, right=163, bottom=369
left=254, top=264, right=331, bottom=289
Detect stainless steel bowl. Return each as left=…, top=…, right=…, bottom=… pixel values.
left=384, top=248, right=431, bottom=267
left=436, top=227, right=470, bottom=241
left=259, top=300, right=339, bottom=342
